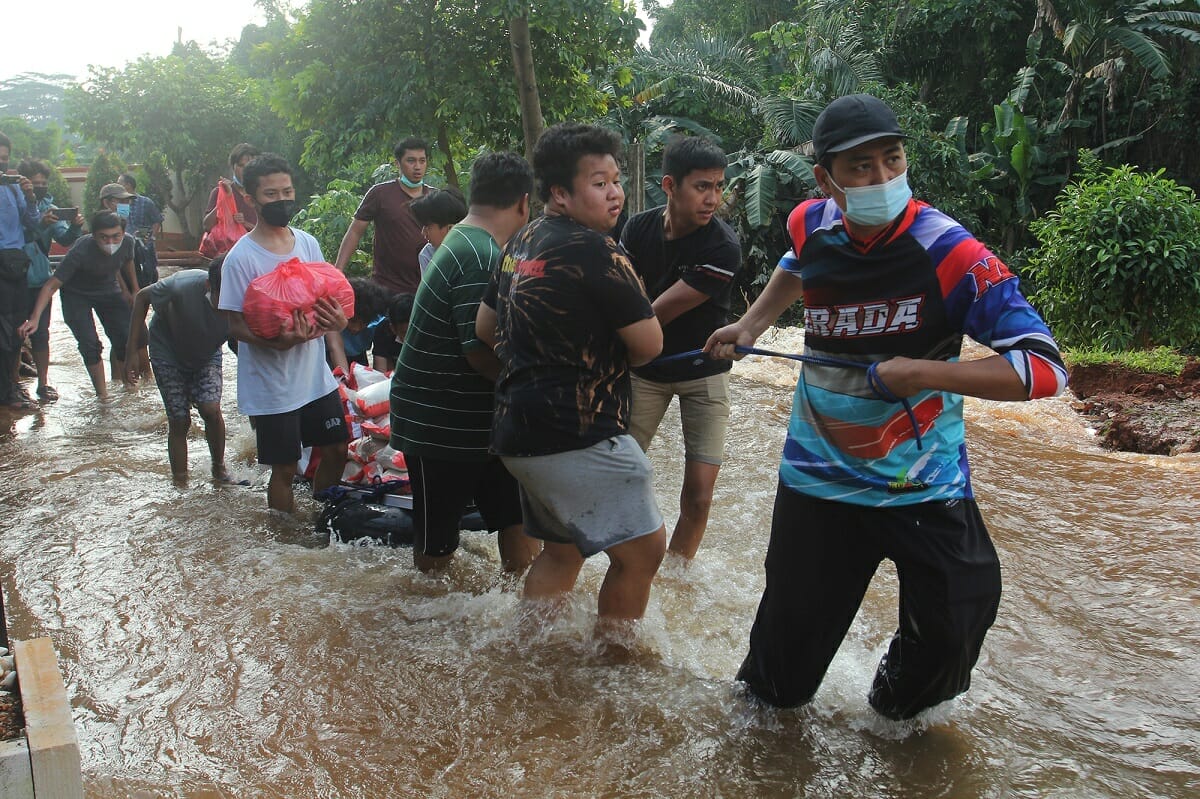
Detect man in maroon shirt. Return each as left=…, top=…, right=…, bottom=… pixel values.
left=334, top=137, right=433, bottom=294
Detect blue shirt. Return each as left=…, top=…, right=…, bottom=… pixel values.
left=1, top=184, right=41, bottom=250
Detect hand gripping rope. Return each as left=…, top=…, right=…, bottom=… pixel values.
left=651, top=346, right=925, bottom=450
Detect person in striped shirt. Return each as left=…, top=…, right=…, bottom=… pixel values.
left=390, top=152, right=541, bottom=574
left=706, top=94, right=1068, bottom=720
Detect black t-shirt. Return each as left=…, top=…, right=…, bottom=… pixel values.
left=620, top=206, right=742, bottom=382
left=55, top=234, right=135, bottom=298
left=371, top=320, right=402, bottom=363
left=484, top=214, right=655, bottom=457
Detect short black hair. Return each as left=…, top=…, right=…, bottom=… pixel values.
left=662, top=136, right=727, bottom=182
left=468, top=152, right=533, bottom=209
left=387, top=293, right=415, bottom=326
left=207, top=252, right=226, bottom=292
left=410, top=188, right=467, bottom=227
left=394, top=137, right=429, bottom=160
left=118, top=172, right=137, bottom=190
left=532, top=123, right=623, bottom=202
left=347, top=277, right=391, bottom=323
left=242, top=153, right=292, bottom=198
left=18, top=159, right=50, bottom=180
left=90, top=210, right=122, bottom=233
left=229, top=143, right=260, bottom=168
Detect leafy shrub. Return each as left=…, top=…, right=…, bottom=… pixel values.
left=294, top=164, right=397, bottom=277
left=82, top=150, right=126, bottom=218
left=1026, top=151, right=1200, bottom=350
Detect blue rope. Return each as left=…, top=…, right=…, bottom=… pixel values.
left=651, top=346, right=924, bottom=450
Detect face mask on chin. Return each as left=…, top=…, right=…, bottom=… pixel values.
left=828, top=171, right=912, bottom=227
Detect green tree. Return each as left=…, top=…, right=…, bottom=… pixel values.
left=263, top=0, right=640, bottom=180
left=1033, top=0, right=1200, bottom=127
left=644, top=0, right=794, bottom=46
left=81, top=151, right=126, bottom=218
left=0, top=73, right=73, bottom=127
left=66, top=43, right=277, bottom=243
left=1027, top=151, right=1200, bottom=349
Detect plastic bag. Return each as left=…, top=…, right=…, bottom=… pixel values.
left=242, top=258, right=356, bottom=340
left=199, top=182, right=246, bottom=258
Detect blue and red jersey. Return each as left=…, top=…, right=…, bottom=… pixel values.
left=776, top=198, right=1067, bottom=506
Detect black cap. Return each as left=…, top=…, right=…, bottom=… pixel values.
left=812, top=94, right=906, bottom=163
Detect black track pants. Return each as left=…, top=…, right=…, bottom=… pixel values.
left=736, top=483, right=1002, bottom=720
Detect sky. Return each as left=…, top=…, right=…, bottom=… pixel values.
left=1, top=1, right=656, bottom=85
left=0, top=1, right=268, bottom=83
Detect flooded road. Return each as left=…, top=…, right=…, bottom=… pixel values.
left=0, top=316, right=1197, bottom=798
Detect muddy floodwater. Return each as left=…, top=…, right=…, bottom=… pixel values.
left=1, top=317, right=1197, bottom=798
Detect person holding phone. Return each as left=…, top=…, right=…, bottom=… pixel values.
left=1, top=132, right=44, bottom=409
left=16, top=159, right=83, bottom=401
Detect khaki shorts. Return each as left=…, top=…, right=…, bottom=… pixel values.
left=629, top=372, right=731, bottom=466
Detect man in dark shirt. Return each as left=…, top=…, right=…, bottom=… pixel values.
left=20, top=210, right=137, bottom=399
left=125, top=258, right=232, bottom=484
left=620, top=136, right=742, bottom=562
left=335, top=137, right=433, bottom=294
left=477, top=123, right=665, bottom=648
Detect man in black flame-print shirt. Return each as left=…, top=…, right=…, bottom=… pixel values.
left=477, top=123, right=666, bottom=648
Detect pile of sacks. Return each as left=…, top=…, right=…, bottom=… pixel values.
left=299, top=362, right=409, bottom=489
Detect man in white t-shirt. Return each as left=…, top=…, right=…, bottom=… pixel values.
left=218, top=153, right=350, bottom=512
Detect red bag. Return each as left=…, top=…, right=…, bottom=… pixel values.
left=242, top=258, right=356, bottom=339
left=199, top=182, right=246, bottom=258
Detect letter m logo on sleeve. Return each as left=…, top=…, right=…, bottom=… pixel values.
left=966, top=255, right=1013, bottom=299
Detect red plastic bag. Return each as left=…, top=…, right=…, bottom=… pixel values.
left=242, top=258, right=356, bottom=339
left=199, top=182, right=246, bottom=258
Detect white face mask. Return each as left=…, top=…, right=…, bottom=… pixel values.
left=828, top=171, right=913, bottom=226
left=101, top=241, right=121, bottom=256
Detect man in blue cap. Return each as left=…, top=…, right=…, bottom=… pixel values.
left=706, top=94, right=1069, bottom=719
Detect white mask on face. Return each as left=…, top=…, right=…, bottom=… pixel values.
left=101, top=241, right=121, bottom=256
left=827, top=171, right=912, bottom=226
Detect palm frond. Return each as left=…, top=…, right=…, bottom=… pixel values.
left=1107, top=26, right=1170, bottom=77
left=759, top=97, right=822, bottom=148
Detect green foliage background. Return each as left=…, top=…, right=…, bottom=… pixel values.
left=1027, top=152, right=1200, bottom=351
left=4, top=0, right=1199, bottom=351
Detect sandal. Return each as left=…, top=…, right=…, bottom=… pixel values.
left=36, top=385, right=59, bottom=402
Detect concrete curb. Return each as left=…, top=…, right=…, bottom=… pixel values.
left=0, top=639, right=82, bottom=799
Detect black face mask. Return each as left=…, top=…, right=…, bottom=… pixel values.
left=0, top=162, right=9, bottom=174
left=33, top=187, right=49, bottom=201
left=259, top=199, right=297, bottom=228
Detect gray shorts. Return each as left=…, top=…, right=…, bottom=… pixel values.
left=501, top=435, right=664, bottom=557
left=629, top=371, right=731, bottom=465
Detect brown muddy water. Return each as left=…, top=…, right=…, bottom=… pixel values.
left=0, top=317, right=1196, bottom=798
